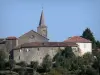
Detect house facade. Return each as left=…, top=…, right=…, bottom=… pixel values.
left=64, top=36, right=92, bottom=56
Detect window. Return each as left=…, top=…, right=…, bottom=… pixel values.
left=73, top=48, right=77, bottom=52
left=37, top=48, right=39, bottom=51
left=42, top=43, right=44, bottom=45
left=73, top=48, right=76, bottom=50
left=26, top=48, right=30, bottom=52
left=19, top=49, right=21, bottom=52
left=43, top=30, right=46, bottom=32
left=19, top=56, right=20, bottom=60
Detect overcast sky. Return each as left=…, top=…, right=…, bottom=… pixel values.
left=0, top=0, right=100, bottom=41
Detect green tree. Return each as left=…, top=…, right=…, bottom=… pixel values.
left=82, top=28, right=96, bottom=49
left=53, top=46, right=75, bottom=68
left=62, top=46, right=75, bottom=58
left=92, top=51, right=100, bottom=74
left=17, top=61, right=27, bottom=75
left=96, top=40, right=100, bottom=48
left=0, top=50, right=8, bottom=70
left=30, top=61, right=39, bottom=75
left=46, top=67, right=70, bottom=75
left=52, top=46, right=99, bottom=75
left=82, top=53, right=95, bottom=65
left=7, top=59, right=16, bottom=75
left=42, top=54, right=52, bottom=72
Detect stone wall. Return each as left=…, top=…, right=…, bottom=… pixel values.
left=6, top=40, right=16, bottom=53
left=13, top=46, right=79, bottom=64
left=0, top=44, right=6, bottom=50
left=14, top=47, right=62, bottom=64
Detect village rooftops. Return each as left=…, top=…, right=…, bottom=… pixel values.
left=13, top=42, right=77, bottom=50
left=64, top=36, right=91, bottom=43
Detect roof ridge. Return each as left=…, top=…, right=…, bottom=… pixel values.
left=64, top=36, right=91, bottom=43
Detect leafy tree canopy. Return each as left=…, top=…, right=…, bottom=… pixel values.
left=0, top=50, right=9, bottom=70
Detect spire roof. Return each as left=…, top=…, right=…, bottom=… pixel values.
left=39, top=10, right=46, bottom=26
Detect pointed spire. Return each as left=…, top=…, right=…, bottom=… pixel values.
left=39, top=8, right=46, bottom=26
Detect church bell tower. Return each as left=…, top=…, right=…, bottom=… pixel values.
left=37, top=9, right=47, bottom=38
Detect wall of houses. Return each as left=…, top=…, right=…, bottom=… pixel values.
left=14, top=47, right=61, bottom=64
left=13, top=46, right=79, bottom=64
left=72, top=46, right=80, bottom=56
left=0, top=43, right=6, bottom=50
left=76, top=43, right=92, bottom=56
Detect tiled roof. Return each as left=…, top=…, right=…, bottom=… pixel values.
left=6, top=36, right=17, bottom=40
left=64, top=36, right=91, bottom=43
left=13, top=42, right=77, bottom=50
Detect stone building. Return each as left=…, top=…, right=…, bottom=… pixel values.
left=0, top=10, right=92, bottom=64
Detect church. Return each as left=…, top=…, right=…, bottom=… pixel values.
left=0, top=10, right=92, bottom=64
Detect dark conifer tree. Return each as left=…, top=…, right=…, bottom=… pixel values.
left=82, top=28, right=96, bottom=49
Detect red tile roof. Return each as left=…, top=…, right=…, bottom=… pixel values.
left=64, top=36, right=91, bottom=43
left=6, top=36, right=17, bottom=40
left=13, top=42, right=77, bottom=50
